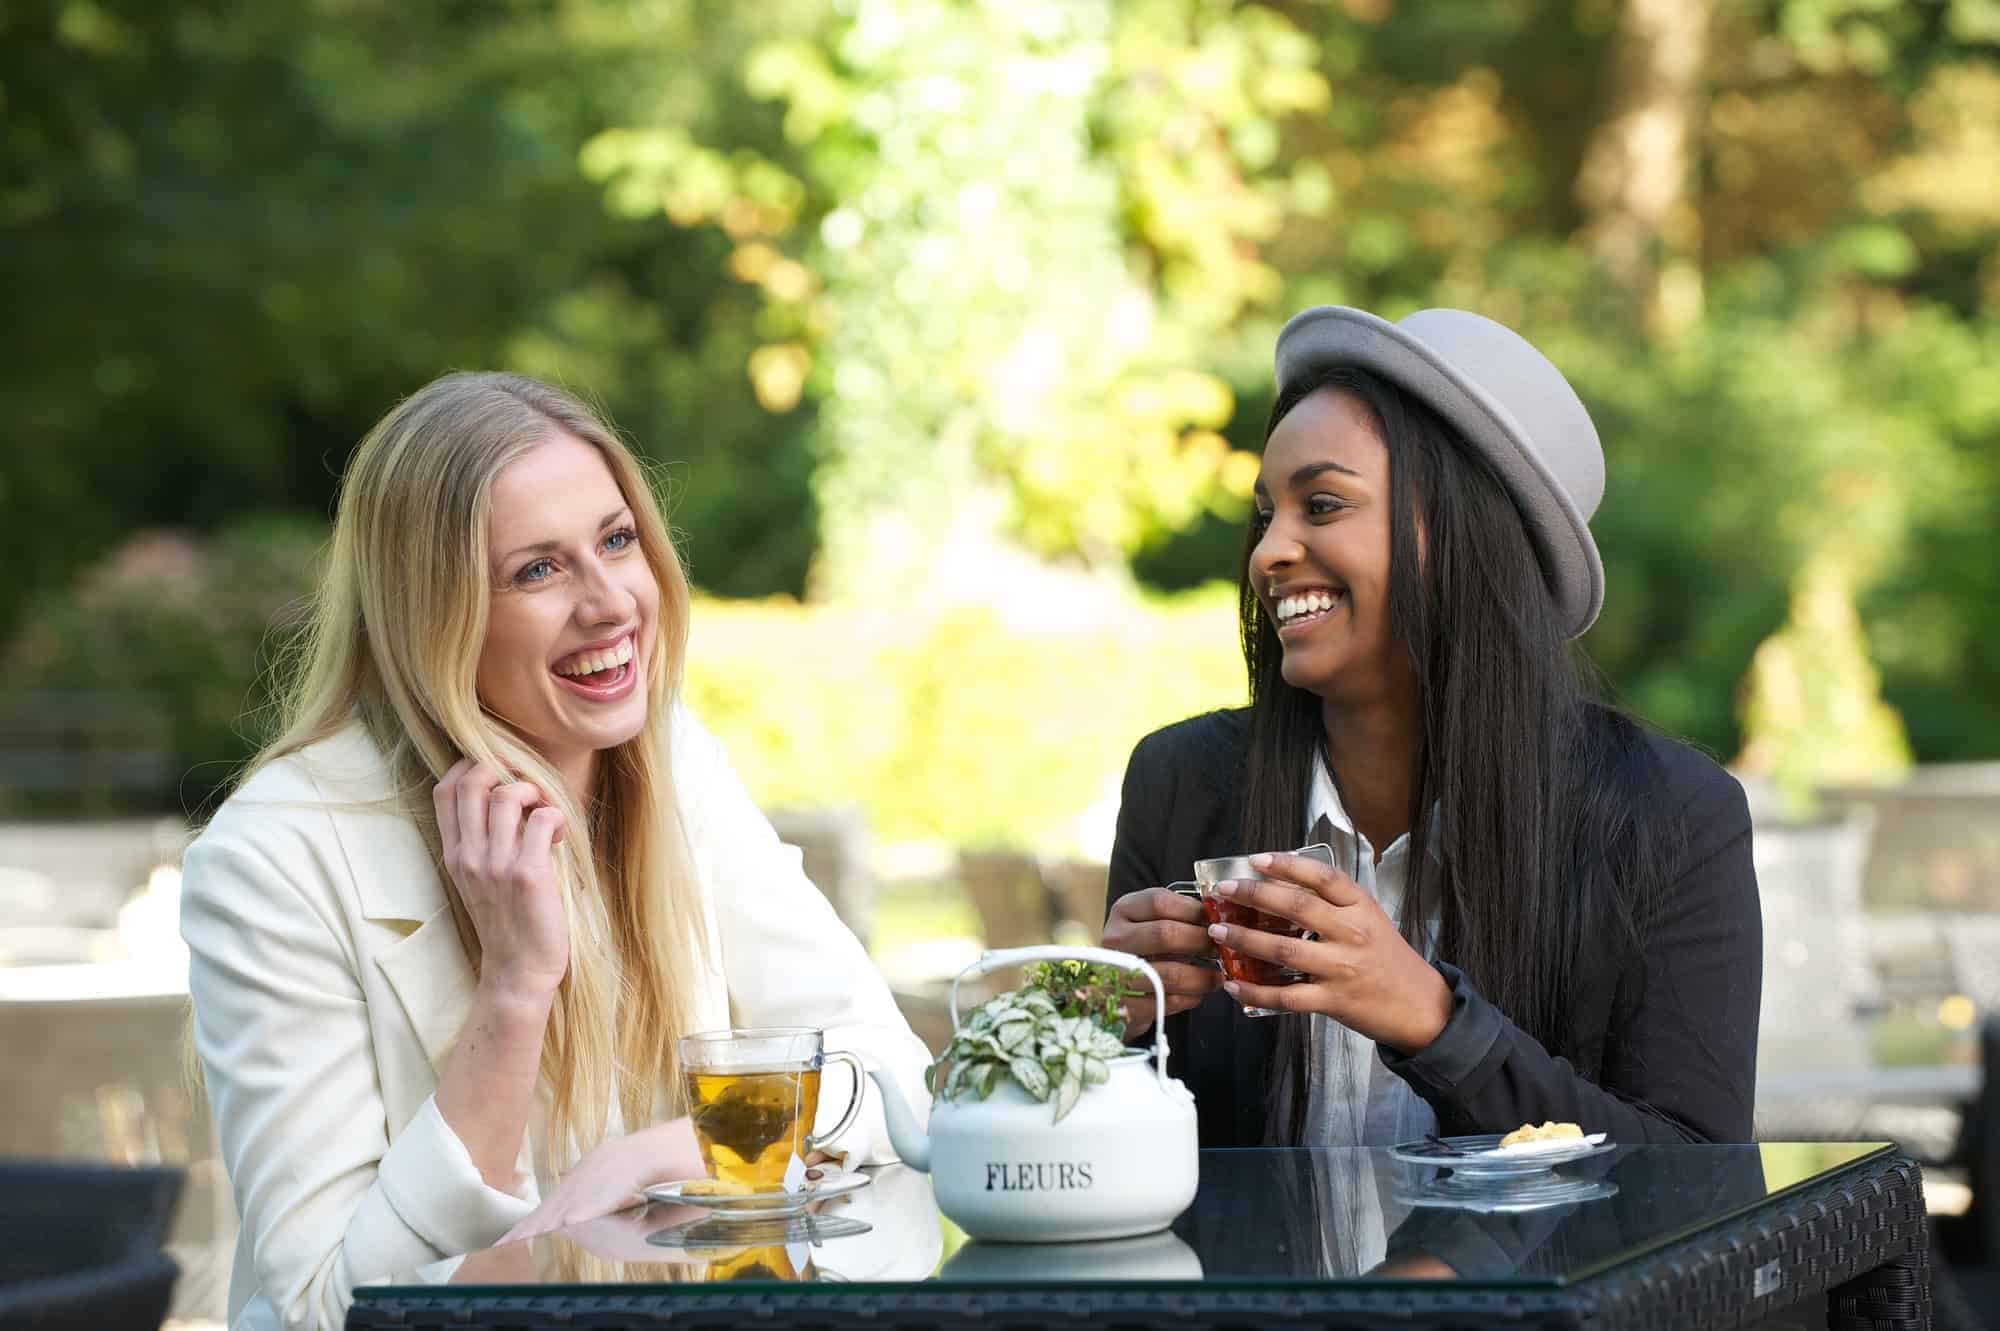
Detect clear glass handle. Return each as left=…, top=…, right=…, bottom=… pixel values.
left=804, top=1050, right=867, bottom=1156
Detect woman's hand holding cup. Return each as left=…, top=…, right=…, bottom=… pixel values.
left=433, top=758, right=570, bottom=1004
left=1202, top=851, right=1451, bottom=1053
left=1100, top=886, right=1222, bottom=1038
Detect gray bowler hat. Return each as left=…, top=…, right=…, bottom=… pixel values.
left=1274, top=306, right=1606, bottom=638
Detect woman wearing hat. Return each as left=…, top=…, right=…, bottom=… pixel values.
left=1101, top=307, right=1759, bottom=1147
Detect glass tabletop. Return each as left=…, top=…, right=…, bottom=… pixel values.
left=357, top=1142, right=1892, bottom=1299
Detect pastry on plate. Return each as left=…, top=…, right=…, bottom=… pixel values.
left=1499, top=1120, right=1584, bottom=1148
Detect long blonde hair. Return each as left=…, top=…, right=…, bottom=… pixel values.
left=248, top=370, right=708, bottom=1171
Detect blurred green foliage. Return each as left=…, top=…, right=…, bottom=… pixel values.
left=0, top=518, right=325, bottom=815
left=680, top=588, right=1243, bottom=846
left=581, top=0, right=1316, bottom=591
left=0, top=520, right=1246, bottom=843
left=0, top=0, right=820, bottom=617
left=3, top=0, right=1998, bottom=830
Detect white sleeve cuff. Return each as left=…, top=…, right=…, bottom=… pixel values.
left=375, top=1097, right=537, bottom=1257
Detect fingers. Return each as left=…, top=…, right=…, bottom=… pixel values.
left=439, top=763, right=558, bottom=885
left=1123, top=886, right=1208, bottom=925
left=1249, top=851, right=1366, bottom=908
left=433, top=758, right=473, bottom=851
left=1103, top=888, right=1213, bottom=958
left=1114, top=917, right=1215, bottom=961
left=1148, top=960, right=1223, bottom=1002
left=485, top=780, right=544, bottom=868
left=1214, top=873, right=1355, bottom=935
left=499, top=1207, right=553, bottom=1245
left=1207, top=915, right=1325, bottom=976
left=453, top=764, right=502, bottom=874
left=521, top=804, right=566, bottom=862
left=1220, top=974, right=1312, bottom=1016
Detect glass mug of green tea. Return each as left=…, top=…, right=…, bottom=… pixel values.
left=678, top=1027, right=866, bottom=1191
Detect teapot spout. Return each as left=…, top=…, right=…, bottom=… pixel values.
left=866, top=1069, right=931, bottom=1172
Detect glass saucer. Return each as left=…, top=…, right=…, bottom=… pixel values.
left=642, top=1170, right=872, bottom=1218
left=1388, top=1132, right=1613, bottom=1178
left=645, top=1212, right=874, bottom=1251
left=1394, top=1173, right=1619, bottom=1214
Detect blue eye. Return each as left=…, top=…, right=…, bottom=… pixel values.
left=516, top=558, right=554, bottom=585
left=604, top=527, right=639, bottom=553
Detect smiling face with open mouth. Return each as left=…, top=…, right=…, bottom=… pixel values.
left=477, top=431, right=659, bottom=791
left=1249, top=388, right=1406, bottom=700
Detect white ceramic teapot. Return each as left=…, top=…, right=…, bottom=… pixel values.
left=867, top=945, right=1199, bottom=1242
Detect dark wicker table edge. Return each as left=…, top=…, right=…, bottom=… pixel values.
left=345, top=1152, right=1929, bottom=1331
left=1581, top=1151, right=1928, bottom=1331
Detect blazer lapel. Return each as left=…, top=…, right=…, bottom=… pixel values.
left=325, top=794, right=477, bottom=1077
left=373, top=907, right=477, bottom=1074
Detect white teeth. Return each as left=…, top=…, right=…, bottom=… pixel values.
left=1275, top=591, right=1340, bottom=625
left=554, top=636, right=634, bottom=677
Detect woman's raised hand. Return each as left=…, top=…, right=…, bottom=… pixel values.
left=433, top=759, right=569, bottom=1002
left=1200, top=852, right=1451, bottom=1053
left=1100, top=887, right=1222, bottom=1037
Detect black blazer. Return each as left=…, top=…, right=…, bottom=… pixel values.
left=1106, top=708, right=1761, bottom=1146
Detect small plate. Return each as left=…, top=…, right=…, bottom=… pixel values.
left=1395, top=1174, right=1619, bottom=1214
left=1388, top=1132, right=1613, bottom=1178
left=645, top=1212, right=874, bottom=1251
left=642, top=1170, right=872, bottom=1217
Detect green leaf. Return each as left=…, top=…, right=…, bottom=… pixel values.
left=1083, top=1056, right=1109, bottom=1085
left=1010, top=1056, right=1051, bottom=1100
left=1052, top=1071, right=1083, bottom=1122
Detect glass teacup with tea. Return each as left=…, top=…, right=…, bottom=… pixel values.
left=678, top=1027, right=866, bottom=1193
left=1187, top=843, right=1337, bottom=1018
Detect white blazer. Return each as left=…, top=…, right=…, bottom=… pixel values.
left=181, top=703, right=934, bottom=1331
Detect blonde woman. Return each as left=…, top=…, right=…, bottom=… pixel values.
left=181, top=372, right=932, bottom=1331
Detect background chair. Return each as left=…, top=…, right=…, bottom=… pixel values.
left=1753, top=811, right=1981, bottom=1154
left=0, top=1158, right=181, bottom=1331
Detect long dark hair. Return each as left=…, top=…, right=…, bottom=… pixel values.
left=1242, top=367, right=1675, bottom=1144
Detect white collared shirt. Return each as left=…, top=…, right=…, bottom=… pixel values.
left=1299, top=749, right=1440, bottom=1150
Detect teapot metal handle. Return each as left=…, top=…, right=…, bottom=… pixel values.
left=949, top=944, right=1172, bottom=1091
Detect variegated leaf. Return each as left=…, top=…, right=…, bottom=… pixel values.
left=1010, top=1056, right=1051, bottom=1100
left=1052, top=1071, right=1083, bottom=1122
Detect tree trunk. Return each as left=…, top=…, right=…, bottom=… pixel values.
left=1575, top=0, right=1715, bottom=327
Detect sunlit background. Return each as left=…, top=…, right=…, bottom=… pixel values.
left=3, top=0, right=1999, bottom=1322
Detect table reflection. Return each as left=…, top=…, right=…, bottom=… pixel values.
left=384, top=1144, right=1885, bottom=1297
left=1175, top=1145, right=1774, bottom=1284
left=943, top=1229, right=1204, bottom=1282
left=421, top=1162, right=943, bottom=1289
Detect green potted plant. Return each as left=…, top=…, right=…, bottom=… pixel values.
left=925, top=957, right=1141, bottom=1122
